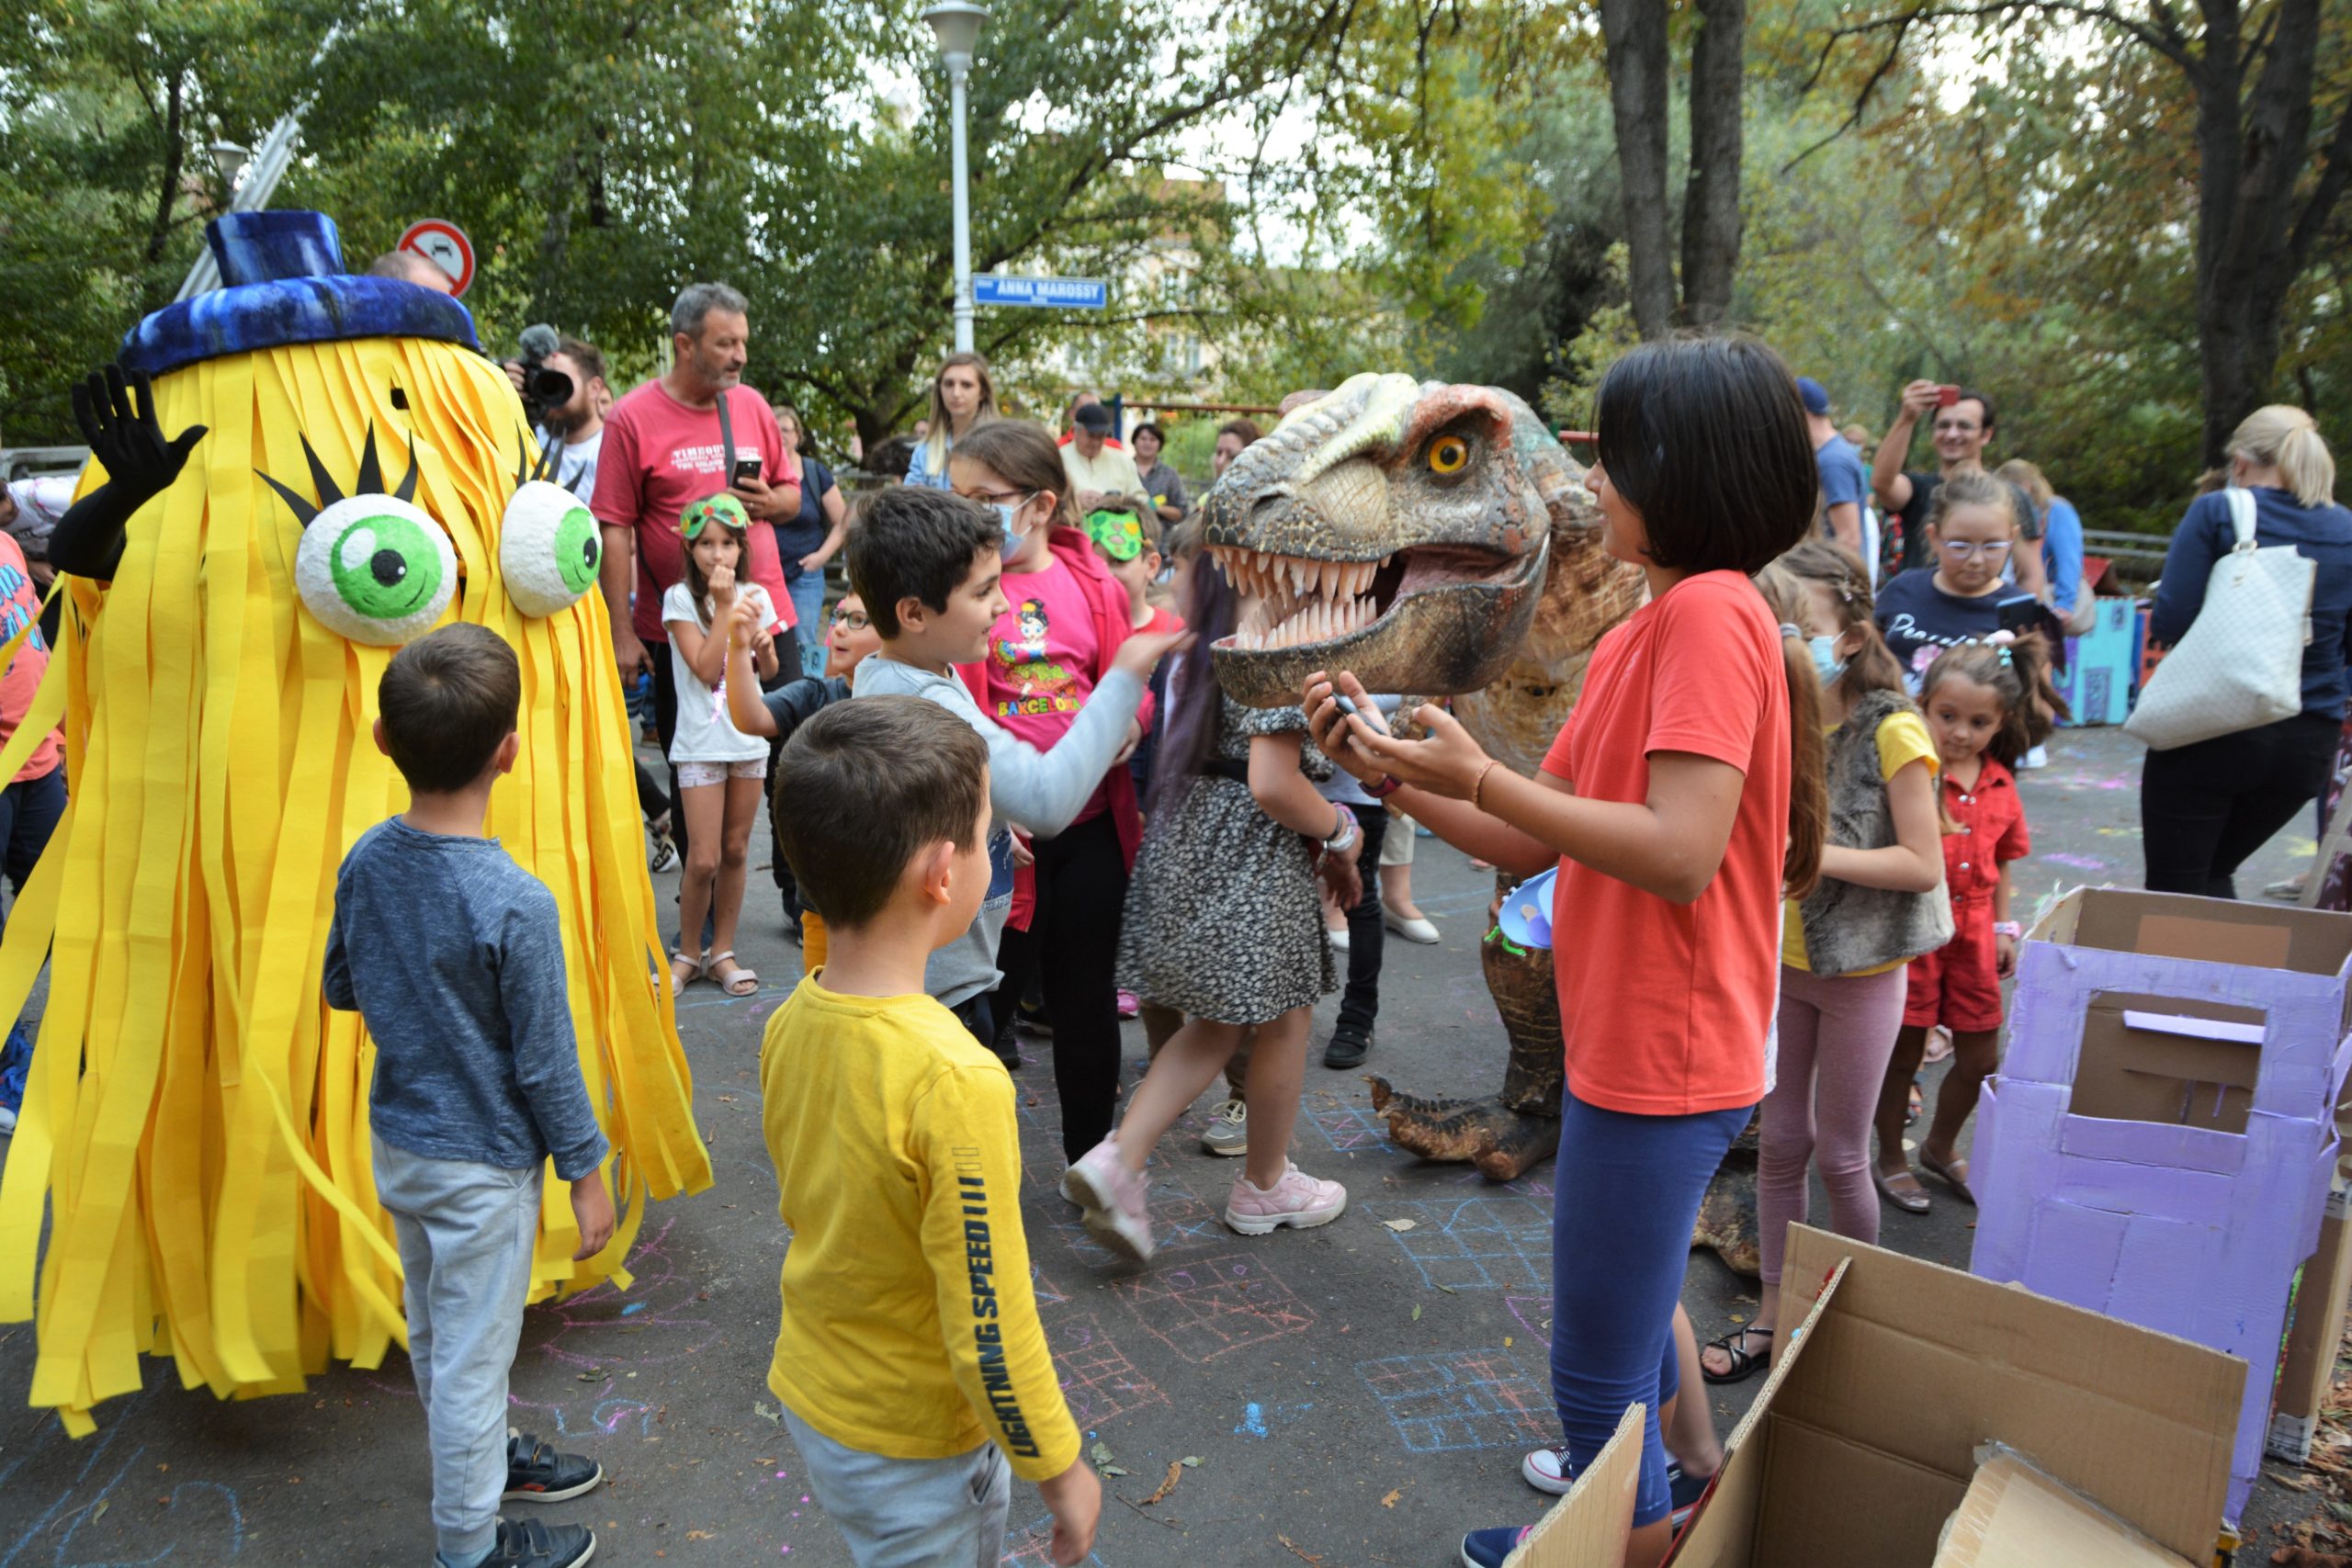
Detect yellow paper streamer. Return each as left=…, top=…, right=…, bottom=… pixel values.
left=0, top=335, right=711, bottom=1432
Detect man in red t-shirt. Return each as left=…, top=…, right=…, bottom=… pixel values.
left=591, top=283, right=800, bottom=860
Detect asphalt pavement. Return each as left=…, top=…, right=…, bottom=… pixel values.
left=0, top=724, right=2320, bottom=1565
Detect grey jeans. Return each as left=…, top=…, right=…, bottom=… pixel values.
left=372, top=1135, right=542, bottom=1568
left=779, top=1404, right=1010, bottom=1568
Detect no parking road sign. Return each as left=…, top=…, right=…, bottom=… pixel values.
left=397, top=219, right=476, bottom=298
left=973, top=275, right=1107, bottom=310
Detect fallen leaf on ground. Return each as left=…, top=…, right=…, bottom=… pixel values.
left=1090, top=1440, right=1114, bottom=1466
left=1102, top=1464, right=1129, bottom=1476
left=1143, top=1460, right=1184, bottom=1505
left=1180, top=1456, right=1201, bottom=1467
left=1278, top=1533, right=1325, bottom=1566
left=1381, top=1487, right=1404, bottom=1508
left=752, top=1403, right=780, bottom=1423
left=685, top=1530, right=715, bottom=1540
left=1411, top=1303, right=1421, bottom=1322
left=1381, top=1218, right=1417, bottom=1232
left=91, top=1501, right=107, bottom=1523
left=1433, top=1282, right=1457, bottom=1294
left=2273, top=1549, right=2352, bottom=1566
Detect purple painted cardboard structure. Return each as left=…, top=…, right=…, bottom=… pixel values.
left=1969, top=888, right=2352, bottom=1523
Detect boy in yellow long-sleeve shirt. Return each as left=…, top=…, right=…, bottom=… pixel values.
left=762, top=694, right=1099, bottom=1568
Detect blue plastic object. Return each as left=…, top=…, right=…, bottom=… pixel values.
left=119, top=210, right=481, bottom=378
left=1496, top=866, right=1557, bottom=950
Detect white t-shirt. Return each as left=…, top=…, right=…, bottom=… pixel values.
left=662, top=581, right=775, bottom=764
left=535, top=426, right=605, bottom=504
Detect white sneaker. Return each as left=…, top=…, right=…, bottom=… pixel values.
left=1225, top=1163, right=1347, bottom=1235
left=1328, top=925, right=1350, bottom=952
left=1200, top=1098, right=1249, bottom=1157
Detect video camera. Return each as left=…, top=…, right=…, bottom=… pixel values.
left=509, top=323, right=574, bottom=431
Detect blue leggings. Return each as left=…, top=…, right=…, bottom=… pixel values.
left=1551, top=1090, right=1752, bottom=1528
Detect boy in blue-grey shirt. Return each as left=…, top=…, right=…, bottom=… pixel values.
left=325, top=623, right=615, bottom=1568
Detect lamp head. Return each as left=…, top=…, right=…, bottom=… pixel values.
left=922, top=0, right=989, bottom=61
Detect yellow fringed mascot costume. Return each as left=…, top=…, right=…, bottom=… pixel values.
left=0, top=210, right=713, bottom=1434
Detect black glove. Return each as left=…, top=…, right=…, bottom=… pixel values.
left=51, top=365, right=208, bottom=581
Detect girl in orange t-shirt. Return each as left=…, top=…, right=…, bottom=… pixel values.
left=1309, top=338, right=1826, bottom=1568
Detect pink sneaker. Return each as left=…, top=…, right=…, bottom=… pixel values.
left=1058, top=1136, right=1156, bottom=1261
left=1225, top=1164, right=1348, bottom=1235
left=1116, top=989, right=1141, bottom=1019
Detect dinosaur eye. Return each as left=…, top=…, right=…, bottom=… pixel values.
left=1428, top=435, right=1470, bottom=475
left=501, top=479, right=603, bottom=616
left=295, top=495, right=457, bottom=645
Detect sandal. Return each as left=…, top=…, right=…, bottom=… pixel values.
left=1905, top=1078, right=1923, bottom=1125
left=1918, top=1145, right=1975, bottom=1206
left=707, top=950, right=760, bottom=998
left=1873, top=1164, right=1931, bottom=1214
left=669, top=948, right=705, bottom=993
left=1700, top=1325, right=1772, bottom=1385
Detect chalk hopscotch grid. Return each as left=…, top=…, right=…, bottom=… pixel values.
left=1356, top=1348, right=1555, bottom=1453
left=1363, top=1195, right=1552, bottom=1292
left=1046, top=1312, right=1166, bottom=1428
left=1112, top=1252, right=1316, bottom=1362
left=1046, top=1179, right=1223, bottom=1267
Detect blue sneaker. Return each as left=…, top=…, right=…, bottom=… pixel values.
left=0, top=1021, right=31, bottom=1134
left=1460, top=1526, right=1530, bottom=1567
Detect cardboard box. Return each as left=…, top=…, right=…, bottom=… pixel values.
left=2057, top=594, right=2142, bottom=726
left=1931, top=1447, right=2196, bottom=1567
left=2268, top=1182, right=2352, bottom=1462
left=1508, top=1225, right=2240, bottom=1567
left=1971, top=887, right=2352, bottom=1518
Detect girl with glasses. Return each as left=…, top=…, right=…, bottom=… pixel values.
left=1871, top=472, right=2040, bottom=691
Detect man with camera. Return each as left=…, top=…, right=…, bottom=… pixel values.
left=1871, top=380, right=2046, bottom=597
left=507, top=332, right=611, bottom=503
left=591, top=283, right=798, bottom=869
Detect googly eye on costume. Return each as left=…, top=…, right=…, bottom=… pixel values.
left=501, top=479, right=603, bottom=616
left=294, top=493, right=458, bottom=645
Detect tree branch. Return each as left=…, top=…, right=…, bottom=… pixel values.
left=2287, top=96, right=2352, bottom=279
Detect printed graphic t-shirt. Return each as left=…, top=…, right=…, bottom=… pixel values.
left=0, top=532, right=58, bottom=783
left=983, top=557, right=1105, bottom=822
left=591, top=380, right=793, bottom=644
left=1873, top=569, right=2036, bottom=692
left=1540, top=570, right=1788, bottom=1116
left=662, top=582, right=777, bottom=764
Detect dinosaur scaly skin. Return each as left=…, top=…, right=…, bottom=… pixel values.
left=1201, top=375, right=1758, bottom=1271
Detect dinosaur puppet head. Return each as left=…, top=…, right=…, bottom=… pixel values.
left=1203, top=373, right=1589, bottom=707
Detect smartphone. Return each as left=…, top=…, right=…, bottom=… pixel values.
left=1334, top=693, right=1392, bottom=736
left=732, top=457, right=763, bottom=486
left=1936, top=385, right=1962, bottom=409
left=1997, top=598, right=2041, bottom=637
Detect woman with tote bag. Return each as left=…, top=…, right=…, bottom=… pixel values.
left=2140, top=407, right=2352, bottom=897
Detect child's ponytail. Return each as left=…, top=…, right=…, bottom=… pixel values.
left=1754, top=562, right=1826, bottom=900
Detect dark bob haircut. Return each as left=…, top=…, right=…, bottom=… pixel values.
left=1594, top=336, right=1818, bottom=576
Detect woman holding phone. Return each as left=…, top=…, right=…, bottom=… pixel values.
left=1307, top=336, right=1823, bottom=1568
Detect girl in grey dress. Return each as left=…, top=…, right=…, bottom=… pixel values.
left=1063, top=558, right=1363, bottom=1260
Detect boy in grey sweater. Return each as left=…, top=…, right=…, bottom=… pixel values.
left=324, top=624, right=616, bottom=1568
left=842, top=489, right=1182, bottom=1039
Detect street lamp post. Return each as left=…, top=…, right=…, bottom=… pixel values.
left=922, top=1, right=990, bottom=354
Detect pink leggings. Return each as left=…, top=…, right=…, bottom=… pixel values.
left=1758, top=964, right=1910, bottom=1287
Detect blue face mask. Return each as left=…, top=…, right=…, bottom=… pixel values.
left=1809, top=634, right=1847, bottom=686
left=993, top=493, right=1037, bottom=559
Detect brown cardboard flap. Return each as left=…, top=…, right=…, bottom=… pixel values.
left=1932, top=1447, right=2193, bottom=1566
left=1778, top=1226, right=2239, bottom=1563
left=2069, top=993, right=2265, bottom=1133
left=1511, top=1403, right=1643, bottom=1567
left=1747, top=1418, right=1963, bottom=1568
left=2057, top=887, right=2352, bottom=977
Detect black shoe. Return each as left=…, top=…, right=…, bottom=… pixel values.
left=503, top=1431, right=604, bottom=1503
left=989, top=1028, right=1023, bottom=1071
left=1014, top=1000, right=1054, bottom=1038
left=479, top=1517, right=596, bottom=1568
left=1322, top=1029, right=1373, bottom=1069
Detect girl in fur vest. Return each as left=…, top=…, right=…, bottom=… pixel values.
left=1701, top=541, right=1950, bottom=1384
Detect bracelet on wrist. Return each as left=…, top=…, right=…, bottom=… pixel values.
left=1364, top=773, right=1403, bottom=799
left=1470, top=759, right=1502, bottom=813
left=1321, top=803, right=1358, bottom=848
left=1993, top=920, right=2023, bottom=938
